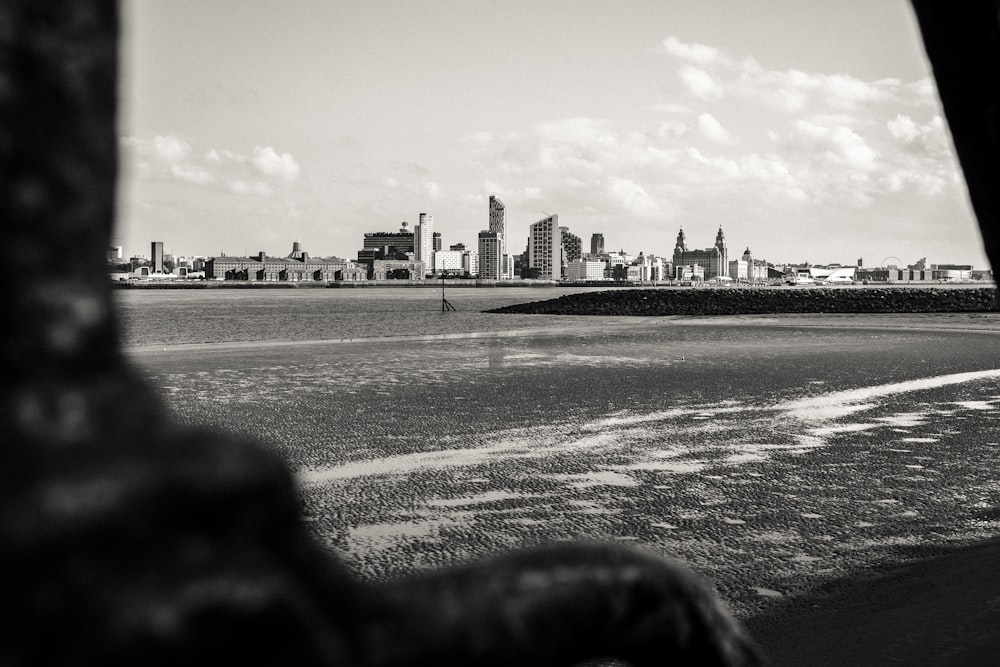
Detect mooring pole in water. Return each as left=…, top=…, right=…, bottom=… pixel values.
left=441, top=273, right=456, bottom=311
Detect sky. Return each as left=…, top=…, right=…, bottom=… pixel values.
left=116, top=0, right=990, bottom=269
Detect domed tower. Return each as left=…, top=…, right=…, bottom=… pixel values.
left=672, top=228, right=687, bottom=273
left=674, top=228, right=687, bottom=253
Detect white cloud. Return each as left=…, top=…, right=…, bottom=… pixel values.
left=679, top=66, right=724, bottom=101
left=659, top=36, right=724, bottom=66
left=696, top=113, right=734, bottom=144
left=251, top=146, right=300, bottom=182
left=228, top=179, right=272, bottom=196
left=153, top=134, right=191, bottom=163
left=787, top=121, right=880, bottom=171
left=660, top=35, right=937, bottom=114
left=170, top=163, right=214, bottom=185
left=609, top=177, right=659, bottom=216
left=648, top=102, right=694, bottom=114
left=121, top=136, right=303, bottom=197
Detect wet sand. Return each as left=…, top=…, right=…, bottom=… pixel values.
left=129, top=312, right=1000, bottom=663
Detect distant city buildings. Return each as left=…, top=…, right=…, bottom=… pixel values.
left=489, top=195, right=506, bottom=260
left=561, top=227, right=582, bottom=265
left=117, top=198, right=991, bottom=285
left=590, top=233, right=604, bottom=256
left=528, top=214, right=561, bottom=280
left=478, top=230, right=503, bottom=280
left=415, top=213, right=434, bottom=275
left=730, top=248, right=769, bottom=282
left=672, top=227, right=728, bottom=280
left=205, top=242, right=364, bottom=282
left=151, top=241, right=164, bottom=274
left=433, top=249, right=464, bottom=274
left=565, top=258, right=605, bottom=281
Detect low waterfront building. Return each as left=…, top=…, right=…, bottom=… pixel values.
left=433, top=250, right=464, bottom=275
left=205, top=243, right=365, bottom=282
left=729, top=247, right=770, bottom=282
left=371, top=259, right=426, bottom=280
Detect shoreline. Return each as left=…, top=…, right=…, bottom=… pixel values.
left=488, top=285, right=1000, bottom=316
left=123, top=311, right=1000, bottom=356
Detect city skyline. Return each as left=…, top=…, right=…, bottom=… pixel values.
left=116, top=1, right=989, bottom=269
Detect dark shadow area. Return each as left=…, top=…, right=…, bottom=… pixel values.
left=745, top=537, right=1000, bottom=666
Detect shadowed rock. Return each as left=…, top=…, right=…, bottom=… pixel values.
left=0, top=2, right=758, bottom=665
left=485, top=287, right=999, bottom=316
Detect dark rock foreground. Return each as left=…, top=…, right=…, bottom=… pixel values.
left=486, top=287, right=1000, bottom=317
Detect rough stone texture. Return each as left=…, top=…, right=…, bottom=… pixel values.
left=0, top=2, right=758, bottom=665
left=486, top=287, right=999, bottom=317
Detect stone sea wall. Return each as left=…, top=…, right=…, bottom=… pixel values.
left=487, top=286, right=999, bottom=316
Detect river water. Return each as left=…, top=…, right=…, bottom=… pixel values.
left=118, top=288, right=1000, bottom=617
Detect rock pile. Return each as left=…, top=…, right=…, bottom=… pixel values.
left=487, top=287, right=999, bottom=316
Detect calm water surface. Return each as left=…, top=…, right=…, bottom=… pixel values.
left=115, top=286, right=624, bottom=347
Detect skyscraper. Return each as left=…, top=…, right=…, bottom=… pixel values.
left=591, top=233, right=605, bottom=256
left=489, top=195, right=506, bottom=259
left=151, top=241, right=164, bottom=273
left=415, top=213, right=434, bottom=275
left=478, top=231, right=503, bottom=280
left=528, top=214, right=561, bottom=280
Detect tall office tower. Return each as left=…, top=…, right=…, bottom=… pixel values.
left=151, top=241, right=164, bottom=273
left=478, top=231, right=503, bottom=280
left=489, top=195, right=506, bottom=258
left=528, top=214, right=561, bottom=280
left=591, top=233, right=605, bottom=256
left=415, top=212, right=434, bottom=275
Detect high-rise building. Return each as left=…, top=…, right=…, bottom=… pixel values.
left=591, top=233, right=605, bottom=256
left=561, top=228, right=582, bottom=263
left=464, top=250, right=479, bottom=277
left=478, top=231, right=503, bottom=280
left=528, top=214, right=561, bottom=280
left=489, top=195, right=506, bottom=259
left=151, top=241, right=164, bottom=273
left=415, top=213, right=434, bottom=275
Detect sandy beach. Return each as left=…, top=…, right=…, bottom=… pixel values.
left=129, top=311, right=1000, bottom=663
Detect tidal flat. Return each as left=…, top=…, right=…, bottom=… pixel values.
left=123, top=295, right=1000, bottom=621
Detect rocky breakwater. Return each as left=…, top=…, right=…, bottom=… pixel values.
left=486, top=286, right=999, bottom=316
